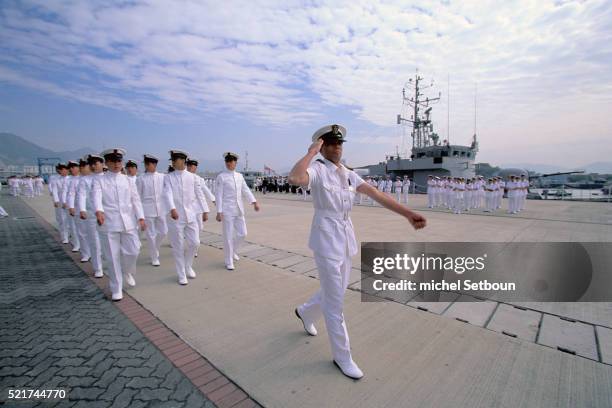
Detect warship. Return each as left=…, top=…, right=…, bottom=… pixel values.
left=360, top=73, right=478, bottom=192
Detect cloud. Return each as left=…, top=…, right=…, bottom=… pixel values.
left=0, top=0, right=611, bottom=155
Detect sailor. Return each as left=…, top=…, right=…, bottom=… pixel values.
left=71, top=158, right=92, bottom=262
left=51, top=164, right=70, bottom=243
left=465, top=178, right=473, bottom=211
left=136, top=154, right=168, bottom=266
left=497, top=177, right=505, bottom=209
left=402, top=175, right=411, bottom=204
left=186, top=158, right=215, bottom=257
left=484, top=178, right=495, bottom=212
left=393, top=176, right=402, bottom=202
left=288, top=124, right=426, bottom=379
left=518, top=174, right=527, bottom=212
left=125, top=160, right=138, bottom=186
left=63, top=161, right=81, bottom=252
left=92, top=148, right=146, bottom=301
left=426, top=175, right=435, bottom=208
left=163, top=150, right=208, bottom=284
left=77, top=155, right=105, bottom=277
left=452, top=177, right=464, bottom=214
left=215, top=152, right=259, bottom=270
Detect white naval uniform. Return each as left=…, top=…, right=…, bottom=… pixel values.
left=54, top=175, right=70, bottom=242
left=195, top=174, right=215, bottom=232
left=297, top=158, right=364, bottom=366
left=402, top=179, right=411, bottom=203
left=393, top=180, right=402, bottom=201
left=92, top=172, right=144, bottom=300
left=427, top=179, right=435, bottom=207
left=136, top=171, right=168, bottom=264
left=215, top=170, right=256, bottom=268
left=71, top=175, right=91, bottom=261
left=77, top=174, right=104, bottom=274
left=63, top=175, right=81, bottom=251
left=163, top=169, right=207, bottom=282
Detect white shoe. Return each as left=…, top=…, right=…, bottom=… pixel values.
left=71, top=247, right=80, bottom=252
left=295, top=308, right=317, bottom=336
left=233, top=253, right=240, bottom=261
left=333, top=359, right=364, bottom=380
left=80, top=256, right=90, bottom=263
left=111, top=293, right=123, bottom=301
left=194, top=252, right=198, bottom=258
left=178, top=277, right=188, bottom=285
left=186, top=267, right=196, bottom=279
left=94, top=270, right=103, bottom=278
left=62, top=239, right=70, bottom=244
left=226, top=264, right=235, bottom=270
left=125, top=273, right=136, bottom=287
left=151, top=259, right=160, bottom=267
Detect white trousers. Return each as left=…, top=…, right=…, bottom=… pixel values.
left=76, top=217, right=90, bottom=259
left=58, top=208, right=69, bottom=242
left=0, top=206, right=7, bottom=217
left=145, top=216, right=167, bottom=262
left=453, top=192, right=464, bottom=212
left=84, top=216, right=103, bottom=273
left=427, top=191, right=434, bottom=207
left=299, top=252, right=353, bottom=365
left=402, top=192, right=409, bottom=204
left=99, top=229, right=141, bottom=299
left=167, top=217, right=199, bottom=280
left=67, top=211, right=80, bottom=249
left=222, top=214, right=247, bottom=266
left=485, top=192, right=495, bottom=211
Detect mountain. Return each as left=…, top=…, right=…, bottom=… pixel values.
left=0, top=133, right=95, bottom=166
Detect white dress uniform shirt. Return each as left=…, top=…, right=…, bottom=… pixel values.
left=163, top=170, right=208, bottom=222
left=215, top=170, right=256, bottom=216
left=306, top=158, right=364, bottom=262
left=92, top=172, right=145, bottom=232
left=136, top=172, right=166, bottom=218
left=197, top=174, right=216, bottom=204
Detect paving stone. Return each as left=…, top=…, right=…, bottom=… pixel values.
left=441, top=295, right=498, bottom=327
left=595, top=326, right=612, bottom=364
left=407, top=292, right=461, bottom=315
left=0, top=197, right=216, bottom=407
left=537, top=315, right=598, bottom=360
left=255, top=250, right=292, bottom=263
left=272, top=254, right=309, bottom=268
left=288, top=259, right=318, bottom=273
left=486, top=304, right=541, bottom=341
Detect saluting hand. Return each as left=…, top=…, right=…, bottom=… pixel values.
left=170, top=209, right=179, bottom=220
left=406, top=211, right=427, bottom=230
left=95, top=211, right=105, bottom=226
left=308, top=138, right=324, bottom=155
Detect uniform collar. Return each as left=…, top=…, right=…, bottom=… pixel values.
left=321, top=157, right=344, bottom=171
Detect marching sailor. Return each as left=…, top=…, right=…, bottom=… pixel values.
left=215, top=152, right=259, bottom=270
left=92, top=148, right=146, bottom=301
left=125, top=160, right=138, bottom=186
left=136, top=154, right=168, bottom=266
left=163, top=150, right=208, bottom=284
left=78, top=154, right=105, bottom=277
left=186, top=158, right=215, bottom=258
left=64, top=161, right=81, bottom=252
left=72, top=158, right=91, bottom=262
left=288, top=124, right=426, bottom=379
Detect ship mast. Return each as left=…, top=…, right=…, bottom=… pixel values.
left=397, top=71, right=441, bottom=151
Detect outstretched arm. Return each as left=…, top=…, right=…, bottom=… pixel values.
left=357, top=182, right=427, bottom=230
left=288, top=139, right=323, bottom=187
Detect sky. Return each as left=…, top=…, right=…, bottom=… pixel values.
left=1, top=0, right=611, bottom=171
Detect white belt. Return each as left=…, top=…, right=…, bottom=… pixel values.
left=314, top=209, right=350, bottom=221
